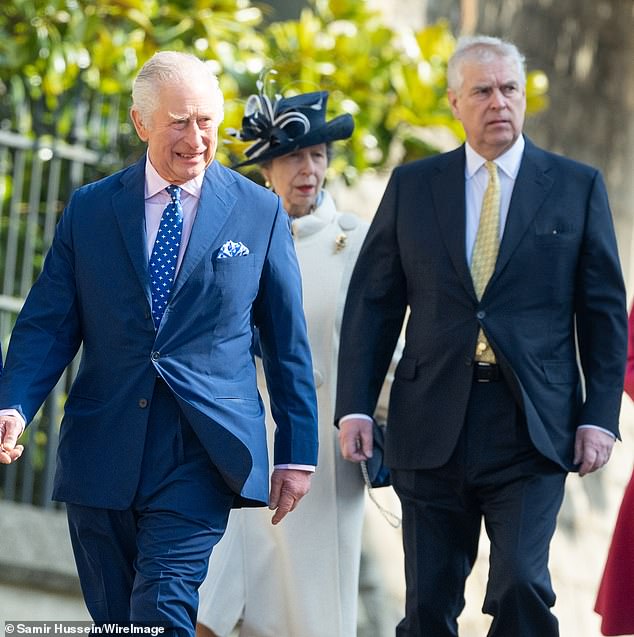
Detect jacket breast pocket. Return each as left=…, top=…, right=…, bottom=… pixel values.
left=534, top=225, right=577, bottom=248
left=212, top=254, right=260, bottom=335
left=213, top=253, right=257, bottom=284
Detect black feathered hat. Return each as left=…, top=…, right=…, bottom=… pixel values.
left=229, top=80, right=354, bottom=168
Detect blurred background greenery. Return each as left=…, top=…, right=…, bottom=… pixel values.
left=0, top=0, right=548, bottom=182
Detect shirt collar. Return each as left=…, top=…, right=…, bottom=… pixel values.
left=465, top=135, right=525, bottom=180
left=144, top=153, right=205, bottom=200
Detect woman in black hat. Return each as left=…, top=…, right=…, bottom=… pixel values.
left=197, top=84, right=381, bottom=637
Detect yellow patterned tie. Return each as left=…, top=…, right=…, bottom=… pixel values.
left=470, top=161, right=500, bottom=363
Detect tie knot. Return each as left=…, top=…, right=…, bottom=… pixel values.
left=166, top=185, right=181, bottom=203
left=485, top=161, right=498, bottom=181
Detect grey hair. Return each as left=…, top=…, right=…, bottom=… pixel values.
left=131, top=51, right=224, bottom=128
left=447, top=35, right=526, bottom=92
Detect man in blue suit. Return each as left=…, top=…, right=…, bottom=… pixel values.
left=0, top=51, right=318, bottom=635
left=336, top=36, right=627, bottom=636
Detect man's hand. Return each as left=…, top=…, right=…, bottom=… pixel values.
left=0, top=415, right=25, bottom=465
left=574, top=427, right=615, bottom=477
left=338, top=417, right=373, bottom=463
left=269, top=468, right=312, bottom=525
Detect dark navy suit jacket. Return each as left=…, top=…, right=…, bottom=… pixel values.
left=336, top=138, right=627, bottom=471
left=0, top=157, right=318, bottom=508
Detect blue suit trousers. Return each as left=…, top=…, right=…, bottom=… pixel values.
left=66, top=378, right=235, bottom=636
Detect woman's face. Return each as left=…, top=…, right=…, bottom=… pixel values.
left=262, top=144, right=328, bottom=218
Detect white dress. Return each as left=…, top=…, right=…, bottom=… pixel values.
left=197, top=191, right=369, bottom=637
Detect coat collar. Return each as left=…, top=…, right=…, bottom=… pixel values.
left=291, top=190, right=336, bottom=239
left=493, top=137, right=554, bottom=280
left=430, top=146, right=474, bottom=298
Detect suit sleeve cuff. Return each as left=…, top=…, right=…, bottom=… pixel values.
left=577, top=424, right=616, bottom=439
left=274, top=464, right=316, bottom=472
left=339, top=413, right=373, bottom=425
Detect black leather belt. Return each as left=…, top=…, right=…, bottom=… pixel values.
left=473, top=361, right=500, bottom=382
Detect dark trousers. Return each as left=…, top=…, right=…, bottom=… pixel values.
left=66, top=379, right=235, bottom=637
left=392, top=376, right=567, bottom=637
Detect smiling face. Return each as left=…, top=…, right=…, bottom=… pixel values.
left=131, top=79, right=219, bottom=184
left=448, top=55, right=526, bottom=160
left=261, top=144, right=328, bottom=218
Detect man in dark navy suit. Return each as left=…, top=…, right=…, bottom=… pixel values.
left=0, top=51, right=318, bottom=635
left=336, top=36, right=627, bottom=636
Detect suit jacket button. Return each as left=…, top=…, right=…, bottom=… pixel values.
left=476, top=310, right=486, bottom=319
left=151, top=351, right=160, bottom=361
left=138, top=398, right=148, bottom=408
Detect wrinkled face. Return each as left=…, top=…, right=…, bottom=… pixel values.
left=131, top=80, right=218, bottom=184
left=448, top=56, right=526, bottom=160
left=262, top=144, right=328, bottom=218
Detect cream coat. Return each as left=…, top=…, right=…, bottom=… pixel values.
left=197, top=191, right=370, bottom=637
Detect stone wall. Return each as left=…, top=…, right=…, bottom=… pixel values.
left=0, top=501, right=88, bottom=621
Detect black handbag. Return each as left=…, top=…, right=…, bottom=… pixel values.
left=361, top=420, right=391, bottom=488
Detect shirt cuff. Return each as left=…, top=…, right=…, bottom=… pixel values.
left=274, top=464, right=316, bottom=472
left=577, top=424, right=616, bottom=439
left=339, top=413, right=373, bottom=425
left=0, top=409, right=26, bottom=436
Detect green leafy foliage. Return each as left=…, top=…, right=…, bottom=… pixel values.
left=0, top=0, right=266, bottom=166
left=0, top=0, right=548, bottom=175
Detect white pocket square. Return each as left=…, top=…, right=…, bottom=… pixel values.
left=217, top=240, right=250, bottom=259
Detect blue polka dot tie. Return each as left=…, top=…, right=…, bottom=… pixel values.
left=150, top=185, right=183, bottom=329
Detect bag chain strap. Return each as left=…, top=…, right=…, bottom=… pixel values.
left=360, top=460, right=402, bottom=528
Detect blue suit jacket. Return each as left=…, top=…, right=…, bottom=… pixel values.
left=0, top=157, right=318, bottom=508
left=336, top=138, right=627, bottom=471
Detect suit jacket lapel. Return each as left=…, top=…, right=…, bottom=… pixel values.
left=113, top=156, right=151, bottom=306
left=492, top=139, right=554, bottom=280
left=170, top=161, right=237, bottom=300
left=430, top=147, right=476, bottom=299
